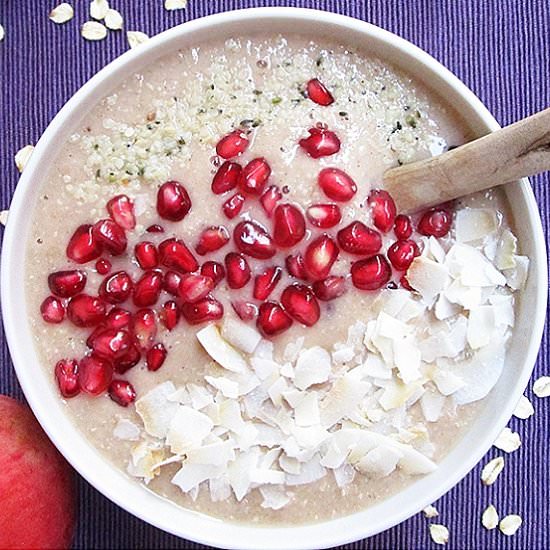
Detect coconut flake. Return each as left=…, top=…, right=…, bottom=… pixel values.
left=104, top=8, right=123, bottom=30
left=429, top=524, right=449, bottom=545
left=482, top=504, right=499, bottom=530
left=494, top=229, right=517, bottom=270
left=135, top=381, right=179, bottom=438
left=319, top=375, right=370, bottom=426
left=81, top=21, right=107, bottom=41
left=455, top=208, right=498, bottom=243
left=127, top=441, right=165, bottom=483
left=294, top=392, right=320, bottom=427
left=407, top=256, right=449, bottom=302
left=222, top=317, right=262, bottom=354
left=446, top=243, right=506, bottom=287
left=513, top=395, right=534, bottom=419
left=227, top=448, right=259, bottom=500
left=283, top=337, right=304, bottom=362
left=49, top=3, right=74, bottom=24
left=172, top=463, right=222, bottom=493
left=393, top=336, right=422, bottom=384
left=467, top=305, right=495, bottom=349
left=333, top=463, right=355, bottom=488
left=533, top=376, right=550, bottom=398
left=420, top=391, right=445, bottom=422
left=186, top=440, right=235, bottom=467
left=481, top=456, right=504, bottom=486
left=197, top=324, right=247, bottom=372
left=166, top=406, right=213, bottom=454
left=0, top=24, right=4, bottom=41
left=205, top=375, right=239, bottom=399
left=14, top=145, right=34, bottom=172
left=503, top=255, right=529, bottom=290
left=259, top=485, right=291, bottom=510
left=90, top=0, right=109, bottom=20
left=423, top=504, right=439, bottom=518
left=355, top=444, right=402, bottom=477
left=0, top=210, right=8, bottom=226
left=294, top=347, right=331, bottom=390
left=286, top=454, right=326, bottom=486
left=493, top=427, right=521, bottom=453
left=113, top=418, right=140, bottom=440
left=499, top=514, right=522, bottom=536
left=127, top=30, right=149, bottom=48
left=165, top=0, right=188, bottom=10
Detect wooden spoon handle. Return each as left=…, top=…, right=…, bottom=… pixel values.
left=383, top=108, right=550, bottom=212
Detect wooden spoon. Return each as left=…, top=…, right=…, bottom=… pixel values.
left=383, top=108, right=550, bottom=212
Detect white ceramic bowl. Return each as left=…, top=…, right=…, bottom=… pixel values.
left=1, top=7, right=547, bottom=549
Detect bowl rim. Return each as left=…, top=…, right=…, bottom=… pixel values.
left=1, top=7, right=547, bottom=550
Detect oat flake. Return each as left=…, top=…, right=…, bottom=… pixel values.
left=81, top=21, right=107, bottom=41
left=14, top=144, right=34, bottom=172
left=429, top=524, right=449, bottom=545
left=481, top=504, right=499, bottom=530
left=90, top=0, right=109, bottom=20
left=0, top=23, right=4, bottom=42
left=423, top=504, right=439, bottom=518
left=49, top=3, right=74, bottom=24
left=165, top=0, right=188, bottom=10
left=513, top=394, right=534, bottom=419
left=104, top=8, right=123, bottom=30
left=533, top=375, right=550, bottom=398
left=499, top=514, right=522, bottom=536
left=127, top=30, right=149, bottom=49
left=481, top=456, right=504, bottom=486
left=493, top=427, right=521, bottom=453
left=0, top=210, right=8, bottom=226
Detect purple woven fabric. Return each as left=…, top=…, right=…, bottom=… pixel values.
left=0, top=1, right=548, bottom=548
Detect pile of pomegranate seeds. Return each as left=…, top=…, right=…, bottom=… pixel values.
left=44, top=77, right=456, bottom=407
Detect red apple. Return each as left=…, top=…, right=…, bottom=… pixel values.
left=0, top=396, right=76, bottom=549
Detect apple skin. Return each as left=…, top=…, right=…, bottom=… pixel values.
left=0, top=395, right=76, bottom=549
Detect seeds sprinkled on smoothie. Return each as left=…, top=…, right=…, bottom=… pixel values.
left=429, top=524, right=449, bottom=545
left=481, top=504, right=499, bottom=530
left=104, top=9, right=123, bottom=31
left=14, top=144, right=34, bottom=172
left=499, top=514, right=522, bottom=536
left=127, top=30, right=149, bottom=49
left=49, top=3, right=74, bottom=24
left=481, top=456, right=505, bottom=486
left=533, top=375, right=550, bottom=398
left=493, top=427, right=521, bottom=453
left=423, top=504, right=439, bottom=518
left=513, top=394, right=534, bottom=419
left=81, top=21, right=107, bottom=41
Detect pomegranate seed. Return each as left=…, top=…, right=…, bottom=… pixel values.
left=260, top=185, right=282, bottom=217
left=92, top=219, right=127, bottom=256
left=400, top=274, right=414, bottom=291
left=201, top=261, right=225, bottom=286
left=78, top=354, right=113, bottom=395
left=232, top=301, right=258, bottom=321
left=195, top=226, right=230, bottom=255
left=318, top=168, right=357, bottom=201
left=216, top=130, right=249, bottom=159
left=222, top=193, right=245, bottom=219
left=387, top=240, right=420, bottom=271
left=108, top=379, right=136, bottom=407
left=304, top=234, right=339, bottom=280
left=281, top=284, right=320, bottom=326
left=254, top=266, right=282, bottom=300
left=133, top=270, right=163, bottom=307
left=312, top=276, right=347, bottom=301
left=178, top=273, right=214, bottom=303
left=181, top=296, right=224, bottom=325
left=212, top=161, right=241, bottom=194
left=104, top=307, right=132, bottom=330
left=160, top=300, right=180, bottom=330
left=146, top=224, right=165, bottom=233
left=95, top=259, right=111, bottom=275
left=306, top=78, right=335, bottom=106
left=417, top=208, right=452, bottom=237
left=285, top=254, right=309, bottom=280
left=337, top=221, right=382, bottom=256
left=66, top=294, right=106, bottom=327
left=99, top=271, right=133, bottom=304
left=306, top=203, right=342, bottom=228
left=394, top=214, right=413, bottom=240
left=256, top=301, right=293, bottom=336
left=368, top=189, right=397, bottom=233
left=134, top=242, right=159, bottom=269
left=272, top=204, right=306, bottom=248
left=106, top=195, right=136, bottom=230
left=225, top=252, right=251, bottom=289
left=90, top=328, right=132, bottom=361
left=114, top=344, right=141, bottom=373
left=233, top=220, right=276, bottom=259
left=146, top=343, right=167, bottom=372
left=157, top=181, right=191, bottom=221
left=239, top=158, right=271, bottom=196
left=40, top=296, right=65, bottom=323
left=158, top=238, right=199, bottom=273
left=132, top=308, right=157, bottom=351
left=163, top=271, right=183, bottom=296
left=66, top=224, right=102, bottom=264
left=48, top=270, right=87, bottom=298
left=299, top=128, right=340, bottom=158
left=54, top=359, right=80, bottom=398
left=351, top=255, right=392, bottom=290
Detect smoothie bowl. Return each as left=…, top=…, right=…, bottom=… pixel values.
left=1, top=8, right=547, bottom=549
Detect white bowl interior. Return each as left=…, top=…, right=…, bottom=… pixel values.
left=1, top=8, right=547, bottom=550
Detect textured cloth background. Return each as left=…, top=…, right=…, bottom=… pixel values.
left=0, top=1, right=548, bottom=549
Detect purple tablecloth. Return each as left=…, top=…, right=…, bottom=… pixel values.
left=0, top=1, right=548, bottom=548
